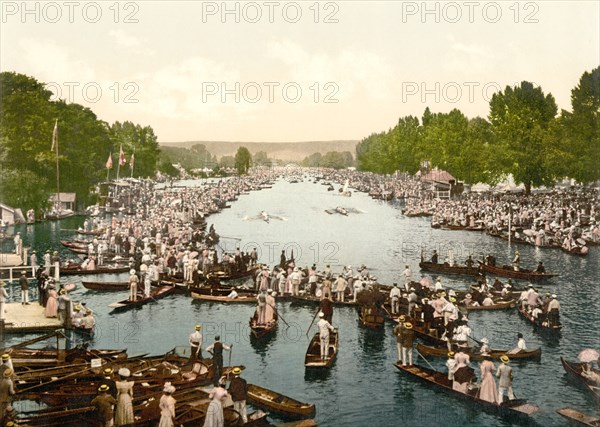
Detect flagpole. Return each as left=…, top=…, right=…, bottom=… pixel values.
left=130, top=149, right=135, bottom=178
left=116, top=159, right=121, bottom=181
left=53, top=119, right=60, bottom=214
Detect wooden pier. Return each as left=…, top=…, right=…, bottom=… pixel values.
left=0, top=303, right=63, bottom=335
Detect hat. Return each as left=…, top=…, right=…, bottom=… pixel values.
left=439, top=292, right=446, bottom=297
left=21, top=271, right=26, bottom=275
left=215, top=335, right=221, bottom=341
left=397, top=315, right=406, bottom=322
left=98, top=384, right=110, bottom=392
left=1, top=354, right=10, bottom=360
left=448, top=351, right=455, bottom=358
left=481, top=337, right=489, bottom=344
left=195, top=325, right=201, bottom=331
left=465, top=293, right=472, bottom=298
left=232, top=367, right=242, bottom=375
left=500, top=355, right=510, bottom=364
left=318, top=312, right=324, bottom=318
left=54, top=250, right=58, bottom=255
left=422, top=298, right=429, bottom=303
left=103, top=368, right=113, bottom=375
left=528, top=284, right=533, bottom=288
left=551, top=294, right=557, bottom=298
left=293, top=267, right=299, bottom=272
left=449, top=297, right=456, bottom=303
left=409, top=287, right=415, bottom=291
left=130, top=269, right=136, bottom=275
left=393, top=283, right=398, bottom=287
left=271, top=291, right=277, bottom=297
left=3, top=369, right=12, bottom=377
left=74, top=305, right=81, bottom=312
left=118, top=368, right=131, bottom=377
left=404, top=322, right=413, bottom=329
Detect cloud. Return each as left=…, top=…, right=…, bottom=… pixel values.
left=109, top=29, right=141, bottom=48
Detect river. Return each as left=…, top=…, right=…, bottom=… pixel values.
left=2, top=178, right=599, bottom=426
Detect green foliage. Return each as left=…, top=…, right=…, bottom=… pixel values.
left=235, top=147, right=252, bottom=174
left=108, top=121, right=159, bottom=178
left=219, top=155, right=235, bottom=169
left=253, top=151, right=271, bottom=166
left=157, top=153, right=180, bottom=177
left=160, top=144, right=215, bottom=171
left=301, top=152, right=322, bottom=167
left=0, top=168, right=50, bottom=212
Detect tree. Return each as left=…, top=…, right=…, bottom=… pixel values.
left=489, top=81, right=559, bottom=194
left=234, top=147, right=252, bottom=174
left=301, top=152, right=322, bottom=167
left=253, top=151, right=270, bottom=166
left=109, top=121, right=160, bottom=178
left=219, top=156, right=235, bottom=169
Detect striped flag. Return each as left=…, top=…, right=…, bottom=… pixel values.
left=106, top=153, right=113, bottom=169
left=50, top=119, right=58, bottom=151
left=119, top=145, right=126, bottom=166
left=129, top=153, right=135, bottom=168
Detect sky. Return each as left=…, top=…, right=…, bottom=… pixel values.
left=1, top=1, right=598, bottom=143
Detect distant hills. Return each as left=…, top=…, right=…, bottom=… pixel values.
left=159, top=140, right=359, bottom=161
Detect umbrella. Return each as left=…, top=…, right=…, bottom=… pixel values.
left=523, top=229, right=535, bottom=237
left=189, top=251, right=199, bottom=259
left=578, top=348, right=600, bottom=363
left=454, top=366, right=476, bottom=384
left=420, top=277, right=432, bottom=287
left=576, top=238, right=587, bottom=246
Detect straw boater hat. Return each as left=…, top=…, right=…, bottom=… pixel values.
left=2, top=354, right=10, bottom=361
left=500, top=355, right=510, bottom=364
left=98, top=384, right=110, bottom=392
left=404, top=322, right=413, bottom=329
left=130, top=269, right=136, bottom=275
left=0, top=281, right=5, bottom=287
left=397, top=315, right=406, bottom=322
left=195, top=325, right=201, bottom=331
left=318, top=312, right=324, bottom=318
left=232, top=367, right=242, bottom=375
left=552, top=294, right=557, bottom=299
left=118, top=368, right=131, bottom=378
left=481, top=337, right=489, bottom=344
left=448, top=351, right=455, bottom=358
left=3, top=369, right=12, bottom=378
left=103, top=368, right=113, bottom=375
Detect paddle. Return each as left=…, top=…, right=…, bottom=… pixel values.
left=17, top=364, right=100, bottom=394
left=416, top=348, right=436, bottom=371
left=267, top=302, right=289, bottom=327
left=228, top=344, right=233, bottom=368
left=306, top=309, right=320, bottom=337
left=467, top=335, right=484, bottom=346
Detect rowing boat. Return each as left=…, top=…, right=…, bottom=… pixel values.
left=81, top=280, right=128, bottom=290
left=249, top=317, right=278, bottom=340
left=415, top=343, right=542, bottom=361
left=61, top=265, right=130, bottom=276
left=517, top=306, right=562, bottom=333
left=191, top=293, right=258, bottom=303
left=557, top=407, right=600, bottom=426
left=394, top=362, right=539, bottom=421
left=109, top=284, right=176, bottom=312
left=291, top=294, right=358, bottom=307
left=478, top=262, right=559, bottom=281
left=419, top=261, right=479, bottom=277
left=304, top=331, right=338, bottom=368
left=462, top=299, right=517, bottom=311
left=357, top=306, right=385, bottom=329
left=247, top=383, right=316, bottom=420
left=561, top=357, right=600, bottom=389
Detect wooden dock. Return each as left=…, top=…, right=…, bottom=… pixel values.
left=1, top=303, right=63, bottom=334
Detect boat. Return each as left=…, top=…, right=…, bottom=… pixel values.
left=462, top=299, right=517, bottom=311
left=394, top=362, right=539, bottom=421
left=246, top=383, right=316, bottom=420
left=479, top=262, right=559, bottom=281
left=419, top=261, right=479, bottom=277
left=249, top=317, right=278, bottom=340
left=517, top=306, right=562, bottom=333
left=557, top=407, right=600, bottom=426
left=291, top=294, right=358, bottom=307
left=561, top=357, right=600, bottom=388
left=304, top=331, right=338, bottom=368
left=61, top=265, right=130, bottom=276
left=81, top=280, right=128, bottom=290
left=357, top=306, right=385, bottom=329
left=415, top=343, right=542, bottom=361
left=191, top=293, right=258, bottom=303
left=109, top=284, right=176, bottom=312
left=561, top=245, right=589, bottom=257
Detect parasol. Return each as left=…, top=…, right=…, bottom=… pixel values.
left=189, top=251, right=199, bottom=259
left=420, top=277, right=432, bottom=287
left=576, top=238, right=587, bottom=246
left=453, top=366, right=476, bottom=384
left=523, top=229, right=534, bottom=237
left=578, top=348, right=600, bottom=363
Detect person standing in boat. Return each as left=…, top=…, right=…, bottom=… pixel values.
left=319, top=296, right=334, bottom=324
left=389, top=283, right=401, bottom=314
left=290, top=267, right=302, bottom=296
left=256, top=291, right=267, bottom=324
left=402, top=265, right=412, bottom=289
left=478, top=355, right=499, bottom=403
left=446, top=351, right=456, bottom=381
left=431, top=250, right=439, bottom=264
left=399, top=321, right=415, bottom=366
left=334, top=274, right=348, bottom=303
left=128, top=269, right=139, bottom=302
left=114, top=368, right=134, bottom=426
left=158, top=383, right=176, bottom=427
left=321, top=275, right=332, bottom=301
left=512, top=251, right=520, bottom=271
left=91, top=384, right=117, bottom=427
left=206, top=336, right=231, bottom=386
left=496, top=355, right=515, bottom=404
left=265, top=291, right=276, bottom=323
left=189, top=325, right=203, bottom=361
left=547, top=294, right=561, bottom=326
left=18, top=271, right=29, bottom=305
left=30, top=250, right=38, bottom=271
left=317, top=312, right=335, bottom=360
left=227, top=367, right=248, bottom=423
left=203, top=385, right=228, bottom=427
left=99, top=368, right=118, bottom=400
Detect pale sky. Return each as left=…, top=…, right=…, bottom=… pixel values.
left=1, top=1, right=598, bottom=142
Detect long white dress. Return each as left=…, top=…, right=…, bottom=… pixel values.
left=158, top=394, right=176, bottom=427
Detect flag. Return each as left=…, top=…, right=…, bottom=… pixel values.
left=50, top=119, right=58, bottom=151
left=106, top=153, right=113, bottom=169
left=129, top=153, right=135, bottom=168
left=119, top=145, right=126, bottom=166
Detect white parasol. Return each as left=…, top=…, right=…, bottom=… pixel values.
left=578, top=348, right=600, bottom=363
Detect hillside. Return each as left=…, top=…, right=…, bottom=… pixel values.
left=159, top=140, right=359, bottom=161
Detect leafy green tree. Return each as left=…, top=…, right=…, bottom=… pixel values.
left=489, top=81, right=559, bottom=194
left=301, top=152, right=322, bottom=167
left=234, top=146, right=252, bottom=174
left=109, top=121, right=160, bottom=178
left=219, top=156, right=235, bottom=169
left=253, top=151, right=270, bottom=166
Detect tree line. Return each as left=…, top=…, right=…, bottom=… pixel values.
left=0, top=72, right=165, bottom=213
left=356, top=67, right=599, bottom=193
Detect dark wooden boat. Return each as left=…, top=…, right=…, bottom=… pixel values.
left=518, top=306, right=562, bottom=333
left=358, top=306, right=385, bottom=329
left=561, top=246, right=589, bottom=257
left=61, top=265, right=129, bottom=276
left=557, top=407, right=600, bottom=426
left=415, top=343, right=542, bottom=361
left=109, top=284, right=176, bottom=312
left=247, top=383, right=316, bottom=420
left=191, top=293, right=258, bottom=303
left=291, top=294, right=358, bottom=307
left=304, top=331, right=338, bottom=368
left=205, top=266, right=260, bottom=281
left=479, top=262, right=559, bottom=281
left=6, top=347, right=127, bottom=368
left=188, top=286, right=258, bottom=296
left=76, top=229, right=105, bottom=235
left=394, top=362, right=539, bottom=421
left=419, top=261, right=479, bottom=277
left=81, top=280, right=128, bottom=290
left=249, top=317, right=278, bottom=340
left=561, top=357, right=600, bottom=388
left=462, top=299, right=517, bottom=311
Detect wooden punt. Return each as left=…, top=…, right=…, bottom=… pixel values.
left=462, top=299, right=517, bottom=311
left=517, top=306, right=562, bottom=334
left=61, top=266, right=130, bottom=276
left=561, top=357, right=600, bottom=388
left=247, top=383, right=316, bottom=420
left=81, top=280, right=128, bottom=290
left=415, top=343, right=542, bottom=361
left=249, top=318, right=278, bottom=340
left=419, top=261, right=479, bottom=277
left=304, top=331, right=338, bottom=368
left=108, top=284, right=176, bottom=312
left=557, top=407, right=600, bottom=426
left=291, top=294, right=358, bottom=307
left=394, top=362, right=539, bottom=421
left=357, top=306, right=385, bottom=329
left=479, top=262, right=559, bottom=281
left=191, top=293, right=258, bottom=303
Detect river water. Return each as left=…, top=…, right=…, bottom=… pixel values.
left=2, top=178, right=599, bottom=426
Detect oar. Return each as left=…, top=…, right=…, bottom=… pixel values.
left=17, top=364, right=99, bottom=394
left=228, top=344, right=233, bottom=368
left=416, top=348, right=436, bottom=370
left=306, top=308, right=320, bottom=337
left=267, top=302, right=289, bottom=327
left=467, top=335, right=484, bottom=346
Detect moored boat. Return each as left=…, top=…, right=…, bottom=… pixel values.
left=246, top=383, right=316, bottom=420
left=479, top=262, right=559, bottom=281
left=561, top=357, right=600, bottom=389
left=304, top=331, right=338, bottom=368
left=61, top=265, right=130, bottom=276
left=191, top=293, right=258, bottom=303
left=462, top=299, right=517, bottom=311
left=518, top=306, right=562, bottom=334
left=109, top=284, right=176, bottom=312
left=81, top=280, right=128, bottom=290
left=557, top=407, right=600, bottom=426
left=419, top=261, right=479, bottom=277
left=357, top=306, right=385, bottom=329
left=249, top=317, right=278, bottom=340
left=415, top=343, right=542, bottom=361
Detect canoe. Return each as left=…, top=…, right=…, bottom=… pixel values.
left=394, top=362, right=539, bottom=421
left=557, top=407, right=600, bottom=426
left=81, top=280, right=128, bottom=290
left=478, top=262, right=559, bottom=281
left=415, top=343, right=542, bottom=361
left=462, top=299, right=517, bottom=311
left=561, top=246, right=589, bottom=257
left=109, top=284, right=176, bottom=311
left=517, top=306, right=562, bottom=333
left=561, top=357, right=600, bottom=388
left=6, top=347, right=127, bottom=368
left=291, top=294, right=358, bottom=307
left=304, top=331, right=338, bottom=368
left=188, top=286, right=258, bottom=296
left=358, top=306, right=385, bottom=329
left=419, top=261, right=479, bottom=277
left=247, top=383, right=316, bottom=420
left=191, top=293, right=258, bottom=303
left=249, top=317, right=278, bottom=340
left=204, top=266, right=260, bottom=281
left=61, top=266, right=130, bottom=276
